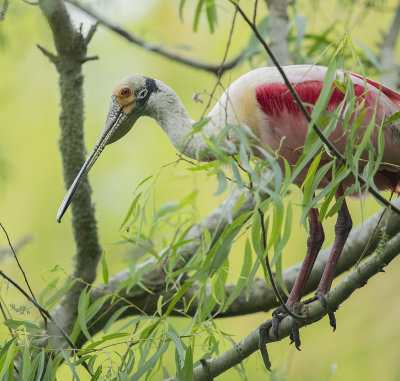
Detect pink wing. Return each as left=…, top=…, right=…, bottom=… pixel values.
left=254, top=76, right=400, bottom=190
left=348, top=71, right=400, bottom=107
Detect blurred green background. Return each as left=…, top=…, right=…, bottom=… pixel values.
left=1, top=0, right=400, bottom=380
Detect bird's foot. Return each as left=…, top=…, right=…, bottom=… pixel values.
left=314, top=291, right=337, bottom=331
left=258, top=303, right=304, bottom=371
left=271, top=304, right=302, bottom=350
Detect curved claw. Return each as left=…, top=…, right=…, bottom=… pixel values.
left=290, top=317, right=301, bottom=350
left=291, top=303, right=302, bottom=350
left=258, top=321, right=272, bottom=371
left=316, top=291, right=337, bottom=331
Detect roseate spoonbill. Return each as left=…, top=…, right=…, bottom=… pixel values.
left=57, top=64, right=400, bottom=353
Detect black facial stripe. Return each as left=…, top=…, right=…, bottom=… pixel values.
left=134, top=77, right=159, bottom=108
left=145, top=77, right=159, bottom=94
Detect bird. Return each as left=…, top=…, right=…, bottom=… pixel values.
left=57, top=64, right=400, bottom=361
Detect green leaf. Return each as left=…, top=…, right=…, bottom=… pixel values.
left=251, top=210, right=263, bottom=259
left=0, top=338, right=18, bottom=380
left=90, top=365, right=102, bottom=381
left=214, top=169, right=227, bottom=195
left=354, top=38, right=381, bottom=69
left=193, top=0, right=204, bottom=32
left=191, top=211, right=252, bottom=280
left=43, top=278, right=75, bottom=309
left=101, top=252, right=109, bottom=285
left=4, top=319, right=43, bottom=334
left=179, top=0, right=187, bottom=20
left=84, top=333, right=130, bottom=351
left=119, top=192, right=142, bottom=230
left=182, top=346, right=194, bottom=381
left=205, top=0, right=217, bottom=33
left=60, top=350, right=80, bottom=381
left=78, top=288, right=93, bottom=342
left=35, top=349, right=45, bottom=381
left=42, top=356, right=53, bottom=381
left=157, top=295, right=164, bottom=317
left=223, top=239, right=252, bottom=311
left=383, top=111, right=400, bottom=125
left=103, top=306, right=129, bottom=333
left=86, top=295, right=107, bottom=322
left=166, top=328, right=184, bottom=368
left=166, top=281, right=193, bottom=316
left=21, top=347, right=31, bottom=381
left=131, top=342, right=169, bottom=381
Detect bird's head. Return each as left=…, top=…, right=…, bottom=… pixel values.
left=106, top=74, right=159, bottom=143
left=56, top=74, right=159, bottom=222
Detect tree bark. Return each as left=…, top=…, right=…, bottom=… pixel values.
left=380, top=0, right=400, bottom=89
left=265, top=0, right=290, bottom=65
left=39, top=0, right=102, bottom=341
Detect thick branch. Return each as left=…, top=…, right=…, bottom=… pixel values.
left=264, top=0, right=290, bottom=65
left=65, top=0, right=243, bottom=75
left=379, top=0, right=400, bottom=89
left=39, top=0, right=102, bottom=338
left=164, top=226, right=400, bottom=380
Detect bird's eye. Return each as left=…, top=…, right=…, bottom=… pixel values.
left=120, top=87, right=131, bottom=97
left=138, top=89, right=148, bottom=99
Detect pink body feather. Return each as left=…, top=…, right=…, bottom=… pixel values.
left=246, top=67, right=400, bottom=190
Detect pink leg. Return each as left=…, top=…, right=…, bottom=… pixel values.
left=317, top=187, right=352, bottom=295
left=271, top=208, right=324, bottom=347
left=286, top=208, right=325, bottom=307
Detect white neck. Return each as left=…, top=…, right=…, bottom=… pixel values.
left=143, top=81, right=220, bottom=160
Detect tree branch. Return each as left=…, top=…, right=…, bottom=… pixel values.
left=379, top=0, right=400, bottom=89
left=264, top=0, right=290, bottom=65
left=75, top=182, right=273, bottom=346
left=0, top=0, right=8, bottom=21
left=74, top=192, right=400, bottom=349
left=39, top=0, right=102, bottom=340
left=165, top=220, right=400, bottom=380
left=65, top=0, right=244, bottom=75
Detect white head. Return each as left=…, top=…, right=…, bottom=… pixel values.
left=57, top=74, right=163, bottom=222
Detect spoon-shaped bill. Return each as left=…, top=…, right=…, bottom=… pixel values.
left=56, top=98, right=127, bottom=223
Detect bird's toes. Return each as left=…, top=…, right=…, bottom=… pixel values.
left=258, top=321, right=272, bottom=371
left=271, top=307, right=286, bottom=340
left=315, top=291, right=337, bottom=331
left=289, top=303, right=302, bottom=350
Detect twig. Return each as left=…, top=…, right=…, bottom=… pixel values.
left=253, top=0, right=258, bottom=24
left=0, top=299, right=13, bottom=337
left=230, top=1, right=400, bottom=216
left=36, top=44, right=58, bottom=64
left=257, top=208, right=305, bottom=320
left=65, top=0, right=244, bottom=76
left=0, top=270, right=93, bottom=377
left=0, top=221, right=47, bottom=328
left=0, top=234, right=33, bottom=259
left=201, top=6, right=238, bottom=118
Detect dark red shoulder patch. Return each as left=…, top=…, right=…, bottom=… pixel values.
left=255, top=81, right=365, bottom=118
